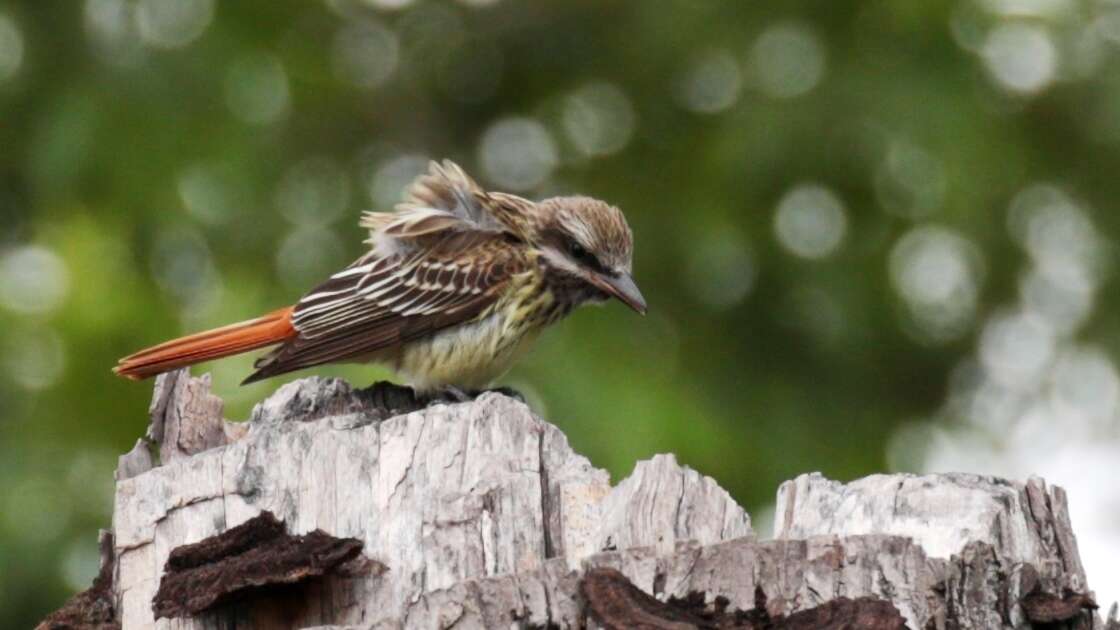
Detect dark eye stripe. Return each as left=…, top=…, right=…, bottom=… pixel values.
left=566, top=236, right=606, bottom=273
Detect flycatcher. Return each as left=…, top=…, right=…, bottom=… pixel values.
left=114, top=160, right=645, bottom=391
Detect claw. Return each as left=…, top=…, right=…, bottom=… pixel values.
left=486, top=386, right=525, bottom=403
left=429, top=385, right=472, bottom=404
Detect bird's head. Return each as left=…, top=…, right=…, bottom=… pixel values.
left=528, top=196, right=646, bottom=314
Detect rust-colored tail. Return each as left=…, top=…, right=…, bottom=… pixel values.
left=114, top=306, right=297, bottom=380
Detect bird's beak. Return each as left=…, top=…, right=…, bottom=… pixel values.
left=594, top=272, right=647, bottom=315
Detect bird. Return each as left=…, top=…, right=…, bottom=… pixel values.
left=114, top=160, right=645, bottom=394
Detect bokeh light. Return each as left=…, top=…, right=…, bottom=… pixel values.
left=149, top=226, right=222, bottom=318
left=1019, top=266, right=1093, bottom=336
left=980, top=309, right=1055, bottom=389
left=368, top=153, right=429, bottom=209
left=889, top=227, right=984, bottom=343
left=979, top=0, right=1073, bottom=20
left=1008, top=184, right=1103, bottom=288
left=1051, top=347, right=1120, bottom=426
left=0, top=246, right=70, bottom=316
left=178, top=162, right=240, bottom=226
left=135, top=0, right=214, bottom=50
left=84, top=0, right=145, bottom=67
left=275, top=157, right=352, bottom=227
left=981, top=23, right=1057, bottom=95
left=562, top=82, right=637, bottom=158
left=224, top=52, right=291, bottom=126
left=676, top=50, right=742, bottom=114
left=773, top=184, right=847, bottom=260
left=747, top=21, right=826, bottom=99
left=60, top=539, right=99, bottom=593
left=478, top=117, right=558, bottom=191
left=2, top=326, right=66, bottom=391
left=360, top=0, right=417, bottom=10
left=332, top=20, right=399, bottom=89
left=275, top=226, right=346, bottom=293
left=0, top=13, right=24, bottom=83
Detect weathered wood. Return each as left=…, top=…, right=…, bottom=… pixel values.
left=43, top=369, right=1115, bottom=629
left=774, top=471, right=1088, bottom=590
left=576, top=566, right=908, bottom=629
left=147, top=370, right=235, bottom=464
left=309, top=535, right=1098, bottom=629
left=107, top=370, right=750, bottom=628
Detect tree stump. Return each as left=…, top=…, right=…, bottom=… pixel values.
left=40, top=369, right=1117, bottom=629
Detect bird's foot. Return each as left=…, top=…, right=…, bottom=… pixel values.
left=483, top=386, right=525, bottom=403
left=362, top=381, right=422, bottom=415
left=428, top=385, right=474, bottom=404
left=419, top=385, right=526, bottom=406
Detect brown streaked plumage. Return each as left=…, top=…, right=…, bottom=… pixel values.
left=114, top=160, right=645, bottom=390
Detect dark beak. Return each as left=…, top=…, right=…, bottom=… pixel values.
left=595, top=272, right=647, bottom=314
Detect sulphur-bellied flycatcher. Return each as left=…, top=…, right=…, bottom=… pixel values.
left=114, top=160, right=645, bottom=390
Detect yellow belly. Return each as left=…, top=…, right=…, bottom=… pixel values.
left=393, top=312, right=543, bottom=391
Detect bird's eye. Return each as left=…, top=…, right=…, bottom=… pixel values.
left=568, top=240, right=589, bottom=260
left=566, top=238, right=606, bottom=272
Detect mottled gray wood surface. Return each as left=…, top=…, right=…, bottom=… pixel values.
left=774, top=471, right=1088, bottom=591
left=99, top=369, right=1111, bottom=629
left=110, top=370, right=750, bottom=629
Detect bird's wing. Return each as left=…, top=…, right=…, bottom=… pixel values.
left=243, top=230, right=525, bottom=383
left=360, top=160, right=531, bottom=244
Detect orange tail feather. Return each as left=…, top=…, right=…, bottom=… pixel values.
left=114, top=306, right=297, bottom=380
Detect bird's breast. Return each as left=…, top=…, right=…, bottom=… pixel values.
left=395, top=279, right=558, bottom=391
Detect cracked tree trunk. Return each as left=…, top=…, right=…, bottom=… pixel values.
left=44, top=369, right=1118, bottom=629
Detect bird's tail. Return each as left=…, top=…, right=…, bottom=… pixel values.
left=114, top=306, right=297, bottom=380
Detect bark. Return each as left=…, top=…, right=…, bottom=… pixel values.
left=151, top=511, right=372, bottom=620
left=43, top=369, right=1118, bottom=629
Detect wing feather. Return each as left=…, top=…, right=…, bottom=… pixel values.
left=243, top=230, right=524, bottom=383
left=362, top=160, right=513, bottom=241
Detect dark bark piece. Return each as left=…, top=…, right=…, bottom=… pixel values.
left=582, top=567, right=711, bottom=628
left=163, top=510, right=287, bottom=571
left=779, top=598, right=908, bottom=630
left=152, top=511, right=371, bottom=619
left=34, top=535, right=118, bottom=630
left=1020, top=589, right=1097, bottom=624
left=580, top=567, right=909, bottom=630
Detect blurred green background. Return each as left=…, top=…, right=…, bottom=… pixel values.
left=4, top=0, right=1120, bottom=625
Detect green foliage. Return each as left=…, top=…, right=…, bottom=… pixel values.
left=2, top=0, right=1119, bottom=625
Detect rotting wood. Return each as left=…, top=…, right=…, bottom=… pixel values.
left=579, top=567, right=908, bottom=630
left=152, top=511, right=374, bottom=620
left=38, top=369, right=1120, bottom=629
left=35, top=532, right=119, bottom=630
